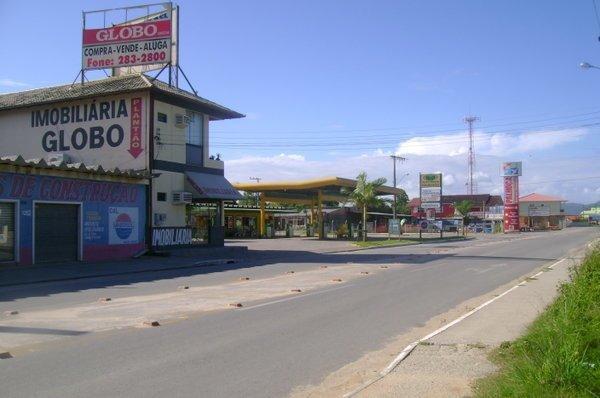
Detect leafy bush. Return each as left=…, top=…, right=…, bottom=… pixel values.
left=336, top=223, right=349, bottom=239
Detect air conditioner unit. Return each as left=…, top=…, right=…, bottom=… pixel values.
left=174, top=114, right=191, bottom=128
left=172, top=191, right=193, bottom=205
left=154, top=213, right=167, bottom=225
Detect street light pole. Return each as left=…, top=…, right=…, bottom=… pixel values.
left=580, top=62, right=600, bottom=70
left=390, top=155, right=406, bottom=220
left=249, top=177, right=262, bottom=206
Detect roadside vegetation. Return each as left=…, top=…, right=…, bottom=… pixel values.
left=454, top=199, right=472, bottom=236
left=474, top=244, right=600, bottom=397
left=353, top=235, right=467, bottom=248
left=353, top=239, right=414, bottom=248
left=343, top=172, right=387, bottom=242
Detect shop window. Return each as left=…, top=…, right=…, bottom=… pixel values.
left=157, top=112, right=168, bottom=123
left=157, top=192, right=167, bottom=202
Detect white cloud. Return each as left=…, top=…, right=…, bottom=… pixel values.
left=395, top=129, right=587, bottom=157
left=224, top=128, right=597, bottom=203
left=244, top=112, right=260, bottom=120
left=225, top=149, right=600, bottom=203
left=228, top=153, right=306, bottom=166
left=227, top=153, right=317, bottom=184
left=0, top=78, right=29, bottom=88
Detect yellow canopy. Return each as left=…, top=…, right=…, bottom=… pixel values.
left=233, top=176, right=402, bottom=238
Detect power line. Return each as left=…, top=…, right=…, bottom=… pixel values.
left=474, top=175, right=600, bottom=188
left=211, top=108, right=600, bottom=136
left=211, top=122, right=600, bottom=150
left=211, top=116, right=600, bottom=146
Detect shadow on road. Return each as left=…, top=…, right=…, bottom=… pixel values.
left=0, top=246, right=558, bottom=303
left=0, top=326, right=88, bottom=336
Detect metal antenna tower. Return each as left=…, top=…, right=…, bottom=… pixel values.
left=463, top=116, right=479, bottom=195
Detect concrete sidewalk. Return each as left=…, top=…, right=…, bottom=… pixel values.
left=355, top=254, right=581, bottom=397
left=0, top=235, right=476, bottom=288
left=0, top=246, right=247, bottom=287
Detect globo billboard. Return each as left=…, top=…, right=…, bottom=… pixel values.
left=82, top=10, right=172, bottom=71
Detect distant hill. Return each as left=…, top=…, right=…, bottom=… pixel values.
left=564, top=203, right=586, bottom=215
left=564, top=202, right=600, bottom=215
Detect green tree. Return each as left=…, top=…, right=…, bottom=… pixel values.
left=343, top=172, right=387, bottom=241
left=238, top=191, right=259, bottom=206
left=454, top=200, right=473, bottom=235
left=394, top=189, right=410, bottom=215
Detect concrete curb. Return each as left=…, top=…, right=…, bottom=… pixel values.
left=0, top=259, right=239, bottom=288
left=329, top=237, right=472, bottom=254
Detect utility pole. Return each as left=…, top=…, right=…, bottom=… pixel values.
left=390, top=155, right=406, bottom=220
left=249, top=177, right=262, bottom=206
left=463, top=116, right=479, bottom=195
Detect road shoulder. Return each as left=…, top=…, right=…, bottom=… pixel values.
left=290, top=247, right=587, bottom=398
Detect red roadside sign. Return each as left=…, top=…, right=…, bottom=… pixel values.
left=128, top=98, right=143, bottom=159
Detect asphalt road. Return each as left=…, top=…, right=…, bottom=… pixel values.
left=1, top=227, right=597, bottom=398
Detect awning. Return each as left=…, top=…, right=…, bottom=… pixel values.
left=185, top=171, right=242, bottom=201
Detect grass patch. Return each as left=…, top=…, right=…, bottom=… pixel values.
left=474, top=245, right=600, bottom=397
left=353, top=235, right=468, bottom=248
left=353, top=239, right=414, bottom=248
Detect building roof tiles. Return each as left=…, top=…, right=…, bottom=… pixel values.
left=0, top=155, right=147, bottom=179
left=0, top=74, right=243, bottom=120
left=519, top=193, right=566, bottom=202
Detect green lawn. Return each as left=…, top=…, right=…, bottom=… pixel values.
left=352, top=235, right=467, bottom=248
left=353, top=239, right=415, bottom=248
left=474, top=244, right=600, bottom=397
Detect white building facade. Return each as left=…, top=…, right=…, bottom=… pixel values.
left=0, top=74, right=243, bottom=257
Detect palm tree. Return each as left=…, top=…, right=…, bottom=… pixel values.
left=344, top=172, right=387, bottom=241
left=454, top=200, right=473, bottom=236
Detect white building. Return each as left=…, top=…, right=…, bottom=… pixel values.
left=519, top=193, right=567, bottom=230
left=0, top=74, right=243, bottom=254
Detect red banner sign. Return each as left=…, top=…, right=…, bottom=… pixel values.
left=83, top=20, right=171, bottom=45
left=503, top=176, right=520, bottom=232
left=128, top=98, right=143, bottom=159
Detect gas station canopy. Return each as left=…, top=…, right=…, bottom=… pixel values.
left=233, top=176, right=402, bottom=238
left=233, top=176, right=402, bottom=205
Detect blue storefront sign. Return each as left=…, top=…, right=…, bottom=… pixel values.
left=0, top=171, right=145, bottom=264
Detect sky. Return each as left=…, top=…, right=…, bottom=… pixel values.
left=1, top=0, right=599, bottom=203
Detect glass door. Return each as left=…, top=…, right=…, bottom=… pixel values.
left=0, top=202, right=16, bottom=262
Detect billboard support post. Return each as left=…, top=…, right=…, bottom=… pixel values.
left=177, top=65, right=198, bottom=96
left=420, top=173, right=443, bottom=240
left=80, top=11, right=86, bottom=85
